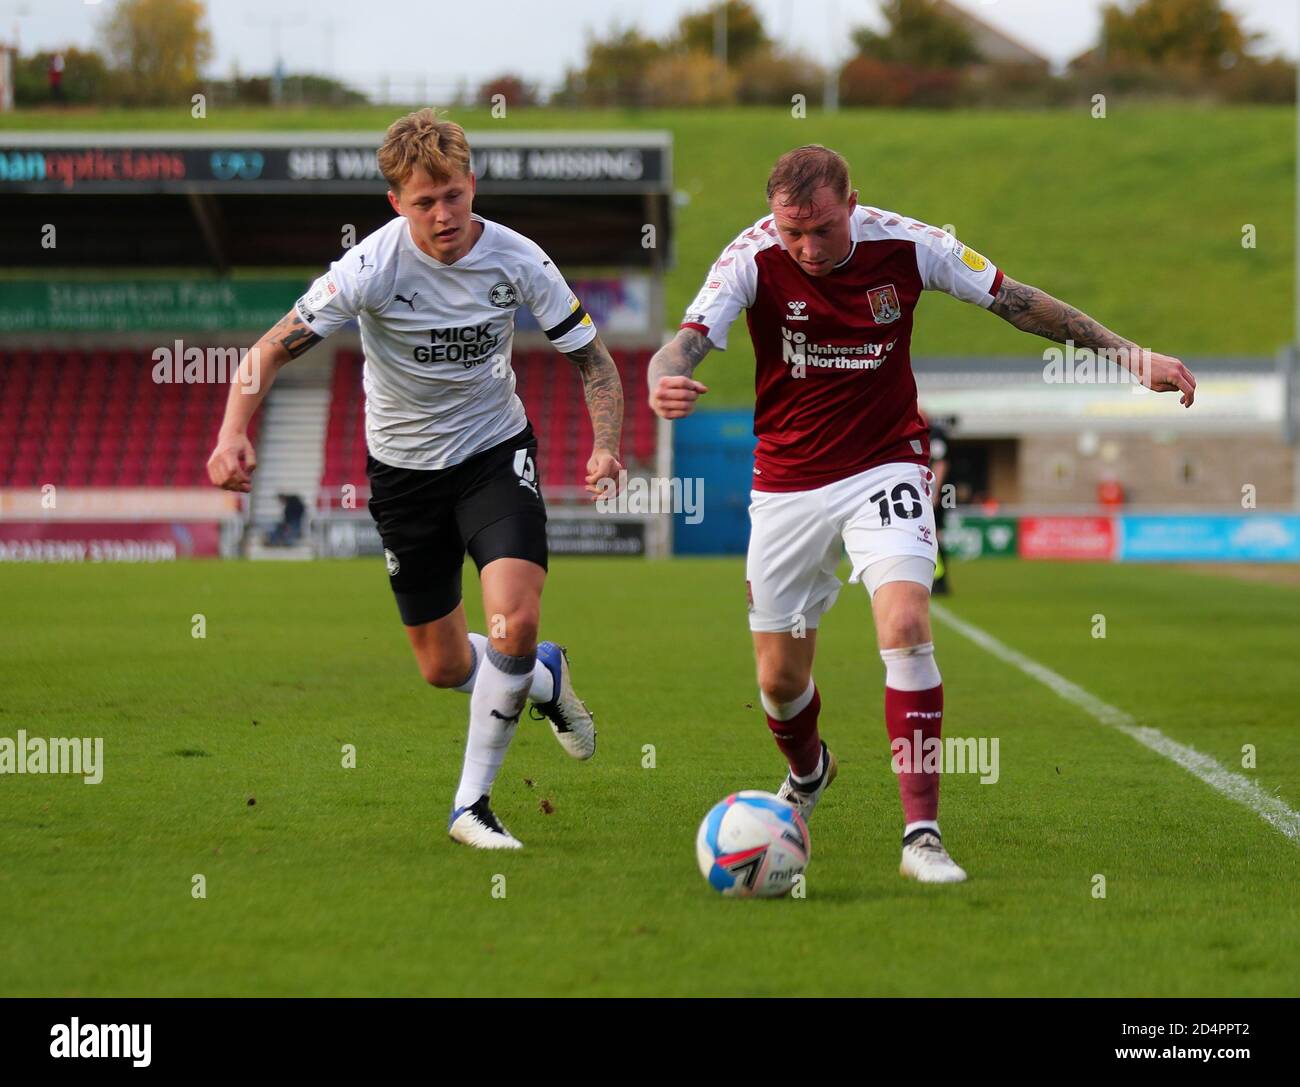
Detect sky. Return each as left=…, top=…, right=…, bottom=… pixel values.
left=4, top=0, right=1297, bottom=93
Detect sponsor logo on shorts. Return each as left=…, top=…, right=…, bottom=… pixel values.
left=746, top=579, right=754, bottom=612
left=513, top=449, right=539, bottom=497
left=384, top=548, right=400, bottom=576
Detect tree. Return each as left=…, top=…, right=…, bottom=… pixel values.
left=644, top=52, right=737, bottom=106
left=1098, top=0, right=1261, bottom=72
left=674, top=1, right=769, bottom=67
left=100, top=0, right=214, bottom=106
left=852, top=0, right=982, bottom=69
left=478, top=75, right=539, bottom=109
left=558, top=25, right=664, bottom=107
left=14, top=48, right=111, bottom=106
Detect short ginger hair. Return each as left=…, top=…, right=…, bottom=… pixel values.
left=377, top=108, right=472, bottom=192
left=766, top=144, right=851, bottom=209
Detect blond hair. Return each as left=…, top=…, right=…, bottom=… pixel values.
left=377, top=108, right=472, bottom=192
left=766, top=145, right=851, bottom=209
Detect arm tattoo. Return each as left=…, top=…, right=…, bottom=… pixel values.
left=989, top=275, right=1134, bottom=352
left=267, top=307, right=323, bottom=359
left=564, top=334, right=624, bottom=453
left=647, top=328, right=713, bottom=388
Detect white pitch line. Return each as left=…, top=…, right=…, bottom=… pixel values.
left=931, top=602, right=1300, bottom=845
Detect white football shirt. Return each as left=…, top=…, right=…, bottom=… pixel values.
left=296, top=214, right=597, bottom=470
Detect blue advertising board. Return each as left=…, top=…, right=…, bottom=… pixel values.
left=671, top=410, right=755, bottom=555
left=1118, top=515, right=1300, bottom=562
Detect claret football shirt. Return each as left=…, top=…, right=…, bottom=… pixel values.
left=682, top=206, right=1003, bottom=492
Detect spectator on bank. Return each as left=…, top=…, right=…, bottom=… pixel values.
left=265, top=493, right=306, bottom=546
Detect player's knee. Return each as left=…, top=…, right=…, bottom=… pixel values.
left=490, top=606, right=540, bottom=656
left=418, top=663, right=470, bottom=686
left=878, top=607, right=929, bottom=650
left=419, top=656, right=472, bottom=689
left=757, top=662, right=811, bottom=705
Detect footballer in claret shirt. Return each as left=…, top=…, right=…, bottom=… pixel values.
left=649, top=144, right=1195, bottom=883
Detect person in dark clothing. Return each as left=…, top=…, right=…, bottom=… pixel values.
left=48, top=53, right=65, bottom=105
left=266, top=493, right=305, bottom=546
left=926, top=416, right=952, bottom=595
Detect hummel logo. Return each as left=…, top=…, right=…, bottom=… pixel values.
left=394, top=291, right=419, bottom=311
left=490, top=709, right=521, bottom=724
left=786, top=300, right=809, bottom=321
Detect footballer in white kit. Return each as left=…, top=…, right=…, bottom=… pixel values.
left=649, top=145, right=1196, bottom=883
left=209, top=110, right=625, bottom=850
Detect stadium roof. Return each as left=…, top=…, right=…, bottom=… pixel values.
left=0, top=130, right=674, bottom=272
left=0, top=130, right=673, bottom=195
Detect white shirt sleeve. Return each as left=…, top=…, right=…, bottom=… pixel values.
left=912, top=225, right=1004, bottom=308
left=518, top=246, right=597, bottom=354
left=294, top=246, right=369, bottom=338
left=680, top=236, right=760, bottom=351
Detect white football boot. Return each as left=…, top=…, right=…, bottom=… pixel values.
left=776, top=742, right=838, bottom=822
left=448, top=795, right=523, bottom=850
left=899, top=830, right=967, bottom=883
left=529, top=642, right=596, bottom=760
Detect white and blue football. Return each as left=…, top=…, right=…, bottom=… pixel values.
left=696, top=790, right=810, bottom=898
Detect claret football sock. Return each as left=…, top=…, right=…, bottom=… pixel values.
left=881, top=643, right=944, bottom=826
left=454, top=645, right=535, bottom=811
left=454, top=631, right=554, bottom=703
left=762, top=680, right=822, bottom=780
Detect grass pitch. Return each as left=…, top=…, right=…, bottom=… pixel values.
left=1, top=556, right=1297, bottom=996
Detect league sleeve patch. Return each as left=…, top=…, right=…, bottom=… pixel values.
left=958, top=245, right=989, bottom=272
left=305, top=274, right=339, bottom=311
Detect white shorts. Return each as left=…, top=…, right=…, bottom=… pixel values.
left=746, top=461, right=938, bottom=633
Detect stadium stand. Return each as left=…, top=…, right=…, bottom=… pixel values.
left=0, top=347, right=259, bottom=488
left=320, top=346, right=659, bottom=508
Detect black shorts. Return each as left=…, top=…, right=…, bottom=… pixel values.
left=366, top=423, right=548, bottom=626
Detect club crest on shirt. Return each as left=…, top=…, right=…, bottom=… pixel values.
left=867, top=284, right=902, bottom=325
left=488, top=282, right=518, bottom=308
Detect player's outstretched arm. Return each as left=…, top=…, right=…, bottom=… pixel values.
left=988, top=275, right=1195, bottom=407
left=564, top=333, right=626, bottom=498
left=647, top=328, right=713, bottom=420
left=206, top=308, right=323, bottom=493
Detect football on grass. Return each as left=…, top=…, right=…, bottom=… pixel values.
left=696, top=791, right=809, bottom=898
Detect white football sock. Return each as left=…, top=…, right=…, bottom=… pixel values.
left=880, top=642, right=942, bottom=691
left=454, top=645, right=534, bottom=811
left=454, top=632, right=553, bottom=703
left=904, top=820, right=941, bottom=839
